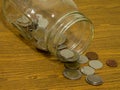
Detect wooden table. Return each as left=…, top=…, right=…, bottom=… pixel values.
left=0, top=0, right=120, bottom=90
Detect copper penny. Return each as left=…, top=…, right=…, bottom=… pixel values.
left=85, top=52, right=99, bottom=60
left=106, top=60, right=118, bottom=67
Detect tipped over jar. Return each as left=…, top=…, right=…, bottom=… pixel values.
left=2, top=0, right=94, bottom=56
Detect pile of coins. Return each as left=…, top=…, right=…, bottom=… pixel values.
left=57, top=48, right=104, bottom=85
left=14, top=8, right=49, bottom=50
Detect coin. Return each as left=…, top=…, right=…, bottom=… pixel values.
left=35, top=39, right=46, bottom=50
left=78, top=55, right=89, bottom=64
left=36, top=14, right=49, bottom=29
left=85, top=52, right=99, bottom=60
left=59, top=49, right=74, bottom=58
left=32, top=28, right=45, bottom=41
left=57, top=44, right=67, bottom=50
left=17, top=15, right=30, bottom=24
left=63, top=69, right=82, bottom=80
left=58, top=35, right=67, bottom=45
left=81, top=66, right=95, bottom=75
left=106, top=59, right=118, bottom=67
left=27, top=22, right=38, bottom=31
left=86, top=75, right=103, bottom=86
left=89, top=60, right=103, bottom=69
left=64, top=61, right=80, bottom=70
left=57, top=49, right=79, bottom=62
left=16, top=15, right=31, bottom=27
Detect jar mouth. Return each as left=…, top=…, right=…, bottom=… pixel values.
left=47, top=12, right=94, bottom=55
left=57, top=18, right=94, bottom=54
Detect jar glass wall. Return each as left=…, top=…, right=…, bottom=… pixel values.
left=2, top=0, right=94, bottom=55
left=47, top=12, right=94, bottom=55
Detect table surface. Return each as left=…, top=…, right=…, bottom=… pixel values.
left=0, top=0, right=120, bottom=90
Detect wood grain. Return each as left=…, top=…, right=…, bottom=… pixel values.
left=0, top=0, right=120, bottom=90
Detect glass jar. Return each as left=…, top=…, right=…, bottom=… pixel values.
left=2, top=0, right=94, bottom=55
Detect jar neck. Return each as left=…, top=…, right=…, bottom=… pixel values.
left=47, top=11, right=94, bottom=55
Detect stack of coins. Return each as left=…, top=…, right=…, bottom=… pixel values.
left=57, top=39, right=104, bottom=86
left=57, top=48, right=82, bottom=80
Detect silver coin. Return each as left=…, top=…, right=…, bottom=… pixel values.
left=57, top=49, right=79, bottom=62
left=16, top=15, right=31, bottom=27
left=81, top=66, right=95, bottom=75
left=64, top=61, right=80, bottom=70
left=35, top=39, right=47, bottom=50
left=57, top=44, right=68, bottom=50
left=66, top=51, right=80, bottom=62
left=60, top=49, right=74, bottom=59
left=36, top=14, right=49, bottom=29
left=78, top=55, right=89, bottom=64
left=63, top=69, right=82, bottom=80
left=32, top=29, right=44, bottom=41
left=17, top=15, right=30, bottom=24
left=89, top=60, right=103, bottom=69
left=58, top=35, right=67, bottom=45
left=86, top=75, right=103, bottom=86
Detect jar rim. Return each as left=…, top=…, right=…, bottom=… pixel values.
left=47, top=12, right=94, bottom=55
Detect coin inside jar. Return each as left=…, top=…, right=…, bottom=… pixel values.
left=58, top=35, right=67, bottom=45
left=59, top=49, right=74, bottom=59
left=78, top=55, right=89, bottom=64
left=57, top=44, right=68, bottom=50
left=63, top=68, right=82, bottom=80
left=16, top=15, right=32, bottom=27
left=57, top=49, right=79, bottom=62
